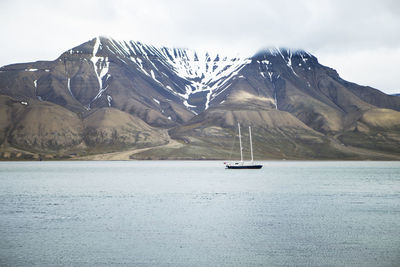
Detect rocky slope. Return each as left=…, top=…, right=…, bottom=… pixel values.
left=1, top=37, right=400, bottom=160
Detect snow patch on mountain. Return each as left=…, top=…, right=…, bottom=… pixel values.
left=33, top=79, right=42, bottom=101
left=107, top=95, right=112, bottom=107
left=96, top=37, right=252, bottom=111
left=89, top=37, right=111, bottom=108
left=149, top=47, right=251, bottom=110
left=86, top=37, right=315, bottom=112
left=67, top=77, right=75, bottom=99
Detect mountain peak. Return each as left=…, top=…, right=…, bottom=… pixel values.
left=253, top=47, right=316, bottom=61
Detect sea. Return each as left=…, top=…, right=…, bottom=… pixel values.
left=0, top=161, right=399, bottom=266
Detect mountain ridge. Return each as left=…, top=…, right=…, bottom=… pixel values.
left=1, top=36, right=400, bottom=160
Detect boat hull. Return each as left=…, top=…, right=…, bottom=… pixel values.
left=226, top=165, right=263, bottom=169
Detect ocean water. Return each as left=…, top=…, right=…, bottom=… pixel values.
left=0, top=161, right=399, bottom=266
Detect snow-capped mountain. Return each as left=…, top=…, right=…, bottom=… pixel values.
left=82, top=37, right=322, bottom=113
left=1, top=36, right=400, bottom=160
left=82, top=37, right=252, bottom=113
left=0, top=36, right=327, bottom=120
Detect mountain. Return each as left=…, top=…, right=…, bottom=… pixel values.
left=1, top=36, right=400, bottom=160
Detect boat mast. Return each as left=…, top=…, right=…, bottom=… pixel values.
left=238, top=123, right=243, bottom=162
left=249, top=126, right=253, bottom=163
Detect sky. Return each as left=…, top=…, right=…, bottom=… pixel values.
left=1, top=0, right=399, bottom=94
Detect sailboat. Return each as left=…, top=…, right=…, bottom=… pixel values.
left=225, top=123, right=263, bottom=169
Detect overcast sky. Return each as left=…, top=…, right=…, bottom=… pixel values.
left=1, top=0, right=399, bottom=94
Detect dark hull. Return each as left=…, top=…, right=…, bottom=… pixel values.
left=226, top=165, right=263, bottom=169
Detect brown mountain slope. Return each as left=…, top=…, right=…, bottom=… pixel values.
left=336, top=108, right=400, bottom=155
left=83, top=108, right=168, bottom=151
left=157, top=91, right=344, bottom=160
left=2, top=97, right=84, bottom=153
left=0, top=95, right=171, bottom=159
